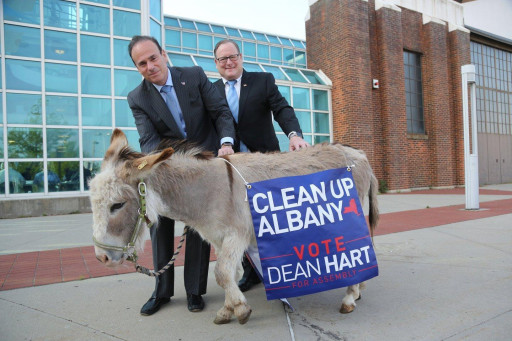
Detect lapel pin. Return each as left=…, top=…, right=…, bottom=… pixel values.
left=181, top=82, right=186, bottom=85
left=243, top=83, right=247, bottom=87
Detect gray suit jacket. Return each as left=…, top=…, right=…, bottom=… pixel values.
left=128, top=66, right=235, bottom=154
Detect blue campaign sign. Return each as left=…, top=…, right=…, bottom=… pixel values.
left=247, top=167, right=378, bottom=300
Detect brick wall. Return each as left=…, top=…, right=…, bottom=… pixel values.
left=306, top=0, right=470, bottom=190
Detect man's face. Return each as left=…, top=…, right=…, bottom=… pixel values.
left=131, top=40, right=168, bottom=86
left=215, top=42, right=243, bottom=80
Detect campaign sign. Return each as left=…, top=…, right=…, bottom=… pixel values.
left=247, top=168, right=378, bottom=300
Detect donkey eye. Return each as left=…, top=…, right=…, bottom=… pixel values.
left=110, top=202, right=125, bottom=213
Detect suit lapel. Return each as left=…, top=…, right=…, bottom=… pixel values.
left=239, top=70, right=251, bottom=122
left=146, top=78, right=182, bottom=136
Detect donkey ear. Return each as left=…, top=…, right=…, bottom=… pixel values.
left=132, top=147, right=175, bottom=176
left=104, top=129, right=129, bottom=164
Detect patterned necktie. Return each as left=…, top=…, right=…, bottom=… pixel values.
left=226, top=80, right=248, bottom=152
left=227, top=80, right=239, bottom=122
left=161, top=85, right=187, bottom=138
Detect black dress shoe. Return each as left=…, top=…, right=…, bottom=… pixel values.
left=140, top=297, right=170, bottom=316
left=187, top=294, right=205, bottom=312
left=238, top=275, right=262, bottom=292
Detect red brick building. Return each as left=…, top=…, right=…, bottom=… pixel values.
left=306, top=0, right=477, bottom=191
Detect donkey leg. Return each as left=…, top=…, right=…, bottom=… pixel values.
left=213, top=238, right=252, bottom=324
left=340, top=282, right=365, bottom=314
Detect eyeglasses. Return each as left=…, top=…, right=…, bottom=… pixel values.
left=216, top=54, right=240, bottom=64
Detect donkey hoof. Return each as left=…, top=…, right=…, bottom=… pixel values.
left=339, top=303, right=355, bottom=314
left=237, top=308, right=252, bottom=324
left=214, top=315, right=232, bottom=325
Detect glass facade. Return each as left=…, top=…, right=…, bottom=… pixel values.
left=1, top=3, right=331, bottom=198
left=1, top=0, right=163, bottom=197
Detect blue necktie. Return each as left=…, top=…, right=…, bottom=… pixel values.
left=227, top=80, right=248, bottom=152
left=161, top=85, right=187, bottom=138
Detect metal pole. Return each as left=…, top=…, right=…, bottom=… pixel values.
left=461, top=64, right=479, bottom=210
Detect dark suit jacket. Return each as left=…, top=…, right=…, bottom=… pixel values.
left=214, top=70, right=302, bottom=153
left=128, top=66, right=235, bottom=154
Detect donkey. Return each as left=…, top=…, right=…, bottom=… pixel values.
left=90, top=129, right=379, bottom=325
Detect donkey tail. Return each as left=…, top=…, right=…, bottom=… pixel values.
left=368, top=172, right=380, bottom=237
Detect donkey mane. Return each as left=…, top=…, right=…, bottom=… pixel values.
left=156, top=138, right=215, bottom=160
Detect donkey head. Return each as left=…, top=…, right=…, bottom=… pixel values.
left=89, top=129, right=174, bottom=266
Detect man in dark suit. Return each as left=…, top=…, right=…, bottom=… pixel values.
left=127, top=35, right=236, bottom=316
left=213, top=39, right=309, bottom=291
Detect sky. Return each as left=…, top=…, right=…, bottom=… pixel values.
left=163, top=0, right=310, bottom=40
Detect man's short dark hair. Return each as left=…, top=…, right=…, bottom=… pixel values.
left=128, top=35, right=163, bottom=63
left=214, top=39, right=241, bottom=58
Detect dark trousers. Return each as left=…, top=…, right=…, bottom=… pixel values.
left=151, top=216, right=210, bottom=298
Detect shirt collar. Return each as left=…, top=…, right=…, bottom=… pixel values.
left=222, top=75, right=242, bottom=86
left=154, top=69, right=173, bottom=92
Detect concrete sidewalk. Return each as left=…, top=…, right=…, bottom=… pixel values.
left=0, top=185, right=511, bottom=340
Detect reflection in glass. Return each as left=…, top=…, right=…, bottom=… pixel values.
left=283, top=68, right=307, bottom=82
left=283, top=48, right=294, bottom=65
left=314, top=135, right=330, bottom=144
left=49, top=161, right=82, bottom=192
left=82, top=98, right=112, bottom=126
left=3, top=0, right=40, bottom=25
left=313, top=90, right=328, bottom=110
left=262, top=65, right=287, bottom=81
left=47, top=128, right=79, bottom=158
left=84, top=161, right=102, bottom=189
left=45, top=63, right=77, bottom=93
left=44, top=0, right=76, bottom=29
left=0, top=96, right=2, bottom=125
left=295, top=111, right=311, bottom=133
left=113, top=10, right=140, bottom=37
left=82, top=35, right=110, bottom=65
left=83, top=129, right=111, bottom=158
left=292, top=87, right=310, bottom=109
left=115, top=100, right=135, bottom=127
left=5, top=59, right=41, bottom=91
left=80, top=4, right=109, bottom=34
left=303, top=71, right=325, bottom=85
left=82, top=66, right=110, bottom=95
left=1, top=162, right=42, bottom=194
left=314, top=112, right=329, bottom=133
left=7, top=128, right=43, bottom=158
left=6, top=93, right=42, bottom=124
left=115, top=69, right=142, bottom=96
left=4, top=25, right=41, bottom=58
left=44, top=30, right=77, bottom=61
left=33, top=168, right=60, bottom=192
left=0, top=129, right=3, bottom=158
left=46, top=96, right=78, bottom=125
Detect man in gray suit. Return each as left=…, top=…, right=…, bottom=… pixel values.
left=127, top=35, right=235, bottom=316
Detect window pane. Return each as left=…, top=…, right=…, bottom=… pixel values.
left=44, top=0, right=76, bottom=29
left=243, top=63, right=262, bottom=73
left=114, top=10, right=140, bottom=37
left=47, top=128, right=79, bottom=158
left=80, top=4, right=110, bottom=34
left=313, top=90, right=328, bottom=110
left=45, top=63, right=77, bottom=93
left=5, top=59, right=41, bottom=91
left=4, top=25, right=40, bottom=58
left=196, top=22, right=212, bottom=33
left=82, top=35, right=110, bottom=65
left=115, top=99, right=135, bottom=127
left=0, top=58, right=2, bottom=89
left=124, top=130, right=142, bottom=152
left=292, top=87, right=310, bottom=109
left=7, top=128, right=43, bottom=158
left=211, top=25, right=226, bottom=34
left=183, top=32, right=197, bottom=50
left=6, top=93, right=42, bottom=124
left=280, top=38, right=293, bottom=46
left=46, top=95, right=78, bottom=125
left=164, top=17, right=179, bottom=27
left=88, top=0, right=109, bottom=4
left=271, top=46, right=282, bottom=62
left=284, top=68, right=307, bottom=82
left=166, top=30, right=180, bottom=46
left=267, top=35, right=280, bottom=44
left=0, top=129, right=3, bottom=157
left=253, top=32, right=268, bottom=42
left=314, top=135, right=330, bottom=144
left=262, top=65, right=287, bottom=81
left=150, top=0, right=161, bottom=19
left=3, top=0, right=40, bottom=25
left=194, top=56, right=216, bottom=72
left=33, top=168, right=59, bottom=192
left=82, top=66, right=111, bottom=95
left=114, top=39, right=132, bottom=67
left=82, top=129, right=111, bottom=158
left=45, top=30, right=77, bottom=61
left=257, top=44, right=269, bottom=60
left=50, top=161, right=80, bottom=191
left=0, top=96, right=3, bottom=124
left=168, top=53, right=195, bottom=67
left=226, top=27, right=240, bottom=37
left=5, top=162, right=43, bottom=194
left=314, top=112, right=329, bottom=133
left=113, top=0, right=140, bottom=10
left=180, top=19, right=195, bottom=30
left=198, top=35, right=213, bottom=53
left=278, top=85, right=290, bottom=103
left=283, top=48, right=294, bottom=65
left=276, top=134, right=289, bottom=152
left=295, top=111, right=311, bottom=133
left=150, top=19, right=161, bottom=43
left=82, top=98, right=111, bottom=126
left=243, top=42, right=256, bottom=61
left=240, top=30, right=254, bottom=39
left=115, top=69, right=141, bottom=96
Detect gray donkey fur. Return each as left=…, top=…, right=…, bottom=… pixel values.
left=90, top=129, right=379, bottom=325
